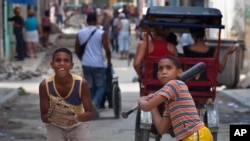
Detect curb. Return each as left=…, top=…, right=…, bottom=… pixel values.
left=31, top=51, right=47, bottom=72
left=0, top=89, right=19, bottom=109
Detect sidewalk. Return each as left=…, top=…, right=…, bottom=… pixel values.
left=0, top=33, right=59, bottom=109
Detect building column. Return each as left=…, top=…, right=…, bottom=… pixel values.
left=137, top=0, right=146, bottom=19
left=0, top=0, right=3, bottom=60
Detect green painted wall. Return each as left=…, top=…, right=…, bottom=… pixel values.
left=4, top=0, right=13, bottom=60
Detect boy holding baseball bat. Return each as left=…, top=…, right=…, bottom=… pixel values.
left=138, top=55, right=213, bottom=141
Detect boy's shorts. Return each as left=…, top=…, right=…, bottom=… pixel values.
left=182, top=126, right=213, bottom=141
left=46, top=122, right=90, bottom=141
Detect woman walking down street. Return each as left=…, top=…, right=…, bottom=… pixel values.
left=117, top=13, right=130, bottom=59
left=41, top=10, right=51, bottom=47
left=25, top=9, right=40, bottom=58
left=110, top=11, right=119, bottom=53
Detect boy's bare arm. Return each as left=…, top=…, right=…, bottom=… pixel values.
left=78, top=79, right=94, bottom=121
left=138, top=93, right=171, bottom=134
left=151, top=107, right=171, bottom=135
left=39, top=80, right=51, bottom=123
left=138, top=93, right=165, bottom=111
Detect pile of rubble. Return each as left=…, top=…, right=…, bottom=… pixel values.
left=0, top=61, right=42, bottom=81
left=64, top=11, right=86, bottom=28
left=62, top=12, right=86, bottom=35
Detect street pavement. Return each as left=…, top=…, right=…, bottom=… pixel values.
left=1, top=32, right=250, bottom=111
left=0, top=32, right=250, bottom=141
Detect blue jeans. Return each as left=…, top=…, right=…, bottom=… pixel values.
left=82, top=66, right=106, bottom=108
left=110, top=32, right=119, bottom=53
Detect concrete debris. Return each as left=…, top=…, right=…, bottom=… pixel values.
left=0, top=62, right=42, bottom=81
left=238, top=71, right=250, bottom=88
left=64, top=12, right=86, bottom=29
left=61, top=11, right=86, bottom=35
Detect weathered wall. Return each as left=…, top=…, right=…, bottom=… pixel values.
left=208, top=0, right=245, bottom=40
left=244, top=1, right=250, bottom=72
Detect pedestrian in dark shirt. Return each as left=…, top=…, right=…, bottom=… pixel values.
left=8, top=7, right=25, bottom=61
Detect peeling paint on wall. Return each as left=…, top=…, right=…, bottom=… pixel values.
left=245, top=3, right=250, bottom=24
left=208, top=0, right=244, bottom=40
left=230, top=1, right=245, bottom=39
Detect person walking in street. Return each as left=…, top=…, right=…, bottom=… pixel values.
left=74, top=13, right=112, bottom=111
left=24, top=9, right=40, bottom=58
left=110, top=10, right=119, bottom=53
left=55, top=0, right=66, bottom=29
left=8, top=7, right=25, bottom=61
left=138, top=55, right=214, bottom=141
left=41, top=10, right=51, bottom=47
left=39, top=47, right=93, bottom=141
left=117, top=13, right=130, bottom=59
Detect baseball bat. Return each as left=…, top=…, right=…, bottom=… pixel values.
left=121, top=62, right=206, bottom=119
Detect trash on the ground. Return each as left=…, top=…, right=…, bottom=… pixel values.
left=218, top=100, right=223, bottom=104
left=238, top=71, right=250, bottom=88
left=234, top=108, right=250, bottom=113
left=227, top=102, right=239, bottom=108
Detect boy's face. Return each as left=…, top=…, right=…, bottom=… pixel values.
left=157, top=58, right=182, bottom=84
left=50, top=52, right=74, bottom=77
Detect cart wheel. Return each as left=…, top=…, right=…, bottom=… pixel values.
left=112, top=83, right=121, bottom=118
left=135, top=109, right=162, bottom=141
left=212, top=132, right=217, bottom=141
left=135, top=109, right=140, bottom=141
left=135, top=109, right=150, bottom=141
left=155, top=137, right=161, bottom=141
left=141, top=129, right=150, bottom=141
